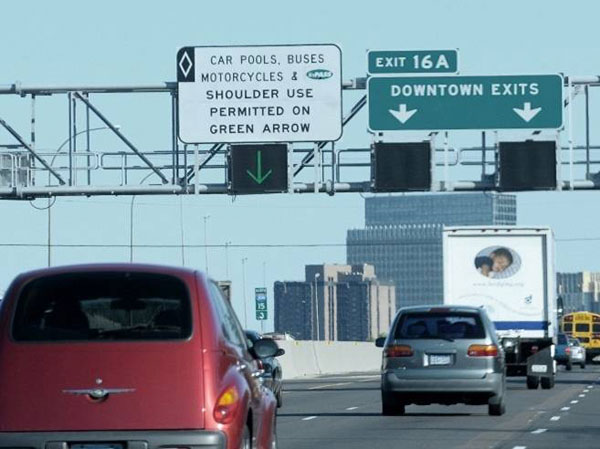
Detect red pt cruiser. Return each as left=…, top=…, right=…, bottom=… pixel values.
left=0, top=264, right=280, bottom=449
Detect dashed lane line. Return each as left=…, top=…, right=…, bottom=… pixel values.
left=302, top=416, right=317, bottom=421
left=531, top=429, right=547, bottom=434
left=579, top=394, right=586, bottom=398
left=550, top=416, right=561, bottom=421
left=308, top=382, right=352, bottom=390
left=571, top=400, right=579, bottom=404
left=345, top=406, right=359, bottom=411
left=512, top=446, right=527, bottom=449
left=561, top=407, right=570, bottom=411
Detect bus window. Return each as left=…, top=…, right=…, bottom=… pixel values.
left=563, top=323, right=573, bottom=332
left=593, top=323, right=600, bottom=333
left=576, top=323, right=590, bottom=332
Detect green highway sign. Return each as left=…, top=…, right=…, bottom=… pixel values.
left=367, top=74, right=563, bottom=131
left=229, top=144, right=288, bottom=194
left=255, top=287, right=267, bottom=321
left=368, top=50, right=458, bottom=74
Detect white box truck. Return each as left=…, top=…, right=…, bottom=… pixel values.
left=443, top=226, right=557, bottom=389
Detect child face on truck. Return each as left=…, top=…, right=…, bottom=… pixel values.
left=490, top=248, right=513, bottom=272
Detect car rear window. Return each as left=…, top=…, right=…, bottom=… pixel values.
left=12, top=272, right=192, bottom=342
left=557, top=334, right=568, bottom=344
left=394, top=312, right=486, bottom=340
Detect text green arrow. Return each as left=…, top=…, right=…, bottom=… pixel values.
left=246, top=150, right=272, bottom=184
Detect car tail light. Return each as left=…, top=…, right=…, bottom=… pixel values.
left=384, top=344, right=414, bottom=357
left=256, top=359, right=265, bottom=370
left=565, top=347, right=571, bottom=355
left=467, top=344, right=498, bottom=357
left=214, top=386, right=240, bottom=424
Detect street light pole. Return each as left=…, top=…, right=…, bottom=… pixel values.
left=242, top=257, right=248, bottom=328
left=46, top=125, right=117, bottom=266
left=314, top=272, right=321, bottom=341
left=225, top=241, right=232, bottom=279
left=203, top=214, right=210, bottom=274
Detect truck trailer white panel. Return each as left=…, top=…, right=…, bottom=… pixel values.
left=443, top=227, right=556, bottom=340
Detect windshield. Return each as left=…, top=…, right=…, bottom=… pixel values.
left=12, top=272, right=192, bottom=341
left=394, top=312, right=486, bottom=340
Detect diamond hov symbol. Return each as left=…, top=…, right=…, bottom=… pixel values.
left=179, top=51, right=193, bottom=78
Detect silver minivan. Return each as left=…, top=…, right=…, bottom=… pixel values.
left=376, top=305, right=506, bottom=416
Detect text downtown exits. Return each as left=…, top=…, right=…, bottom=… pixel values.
left=389, top=82, right=540, bottom=98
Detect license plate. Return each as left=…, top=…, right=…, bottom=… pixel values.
left=71, top=444, right=124, bottom=449
left=429, top=354, right=452, bottom=366
left=531, top=364, right=548, bottom=373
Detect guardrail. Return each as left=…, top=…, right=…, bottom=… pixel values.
left=276, top=340, right=382, bottom=380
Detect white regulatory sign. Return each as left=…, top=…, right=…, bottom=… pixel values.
left=177, top=44, right=343, bottom=144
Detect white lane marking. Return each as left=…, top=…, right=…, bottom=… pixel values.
left=571, top=400, right=579, bottom=404
left=308, top=382, right=352, bottom=390
left=346, top=406, right=359, bottom=411
left=531, top=429, right=547, bottom=434
left=302, top=416, right=317, bottom=421
left=550, top=416, right=560, bottom=421
left=579, top=394, right=586, bottom=398
left=583, top=389, right=590, bottom=393
left=587, top=385, right=594, bottom=388
left=512, top=446, right=527, bottom=449
left=561, top=407, right=570, bottom=411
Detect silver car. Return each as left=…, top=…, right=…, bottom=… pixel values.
left=376, top=305, right=506, bottom=416
left=568, top=337, right=586, bottom=369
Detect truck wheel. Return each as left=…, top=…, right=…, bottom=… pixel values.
left=382, top=392, right=405, bottom=416
left=541, top=375, right=555, bottom=389
left=566, top=361, right=572, bottom=371
left=527, top=376, right=540, bottom=389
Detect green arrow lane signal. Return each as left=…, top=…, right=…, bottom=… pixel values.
left=246, top=150, right=273, bottom=185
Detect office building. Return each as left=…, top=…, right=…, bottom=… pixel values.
left=557, top=272, right=600, bottom=314
left=274, top=264, right=395, bottom=341
left=347, top=193, right=517, bottom=308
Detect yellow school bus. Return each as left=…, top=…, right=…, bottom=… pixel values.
left=561, top=312, right=600, bottom=360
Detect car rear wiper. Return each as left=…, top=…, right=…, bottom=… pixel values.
left=430, top=334, right=455, bottom=342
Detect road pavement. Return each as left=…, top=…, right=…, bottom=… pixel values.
left=277, top=364, right=600, bottom=449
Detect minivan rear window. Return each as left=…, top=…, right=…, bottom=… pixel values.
left=394, top=312, right=486, bottom=340
left=557, top=334, right=568, bottom=345
left=12, top=272, right=192, bottom=342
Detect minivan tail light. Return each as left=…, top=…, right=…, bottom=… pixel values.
left=214, top=386, right=240, bottom=424
left=384, top=345, right=414, bottom=357
left=467, top=344, right=498, bottom=357
left=565, top=347, right=571, bottom=355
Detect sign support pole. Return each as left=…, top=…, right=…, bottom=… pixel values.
left=314, top=142, right=321, bottom=193
left=288, top=144, right=294, bottom=194
left=443, top=131, right=449, bottom=191
left=568, top=78, right=574, bottom=190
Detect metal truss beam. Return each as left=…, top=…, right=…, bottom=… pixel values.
left=73, top=93, right=169, bottom=184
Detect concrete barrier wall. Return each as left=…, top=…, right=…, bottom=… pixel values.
left=276, top=340, right=382, bottom=380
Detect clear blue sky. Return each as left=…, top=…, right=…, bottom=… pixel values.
left=1, top=0, right=599, bottom=329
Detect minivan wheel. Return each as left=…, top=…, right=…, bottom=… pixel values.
left=526, top=375, right=540, bottom=389
left=276, top=389, right=283, bottom=408
left=540, top=375, right=555, bottom=390
left=381, top=392, right=405, bottom=416
left=240, top=424, right=251, bottom=449
left=581, top=362, right=586, bottom=369
left=488, top=397, right=506, bottom=416
left=566, top=361, right=572, bottom=371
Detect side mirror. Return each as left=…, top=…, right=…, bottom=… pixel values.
left=251, top=338, right=279, bottom=359
left=375, top=337, right=386, bottom=348
left=275, top=348, right=285, bottom=357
